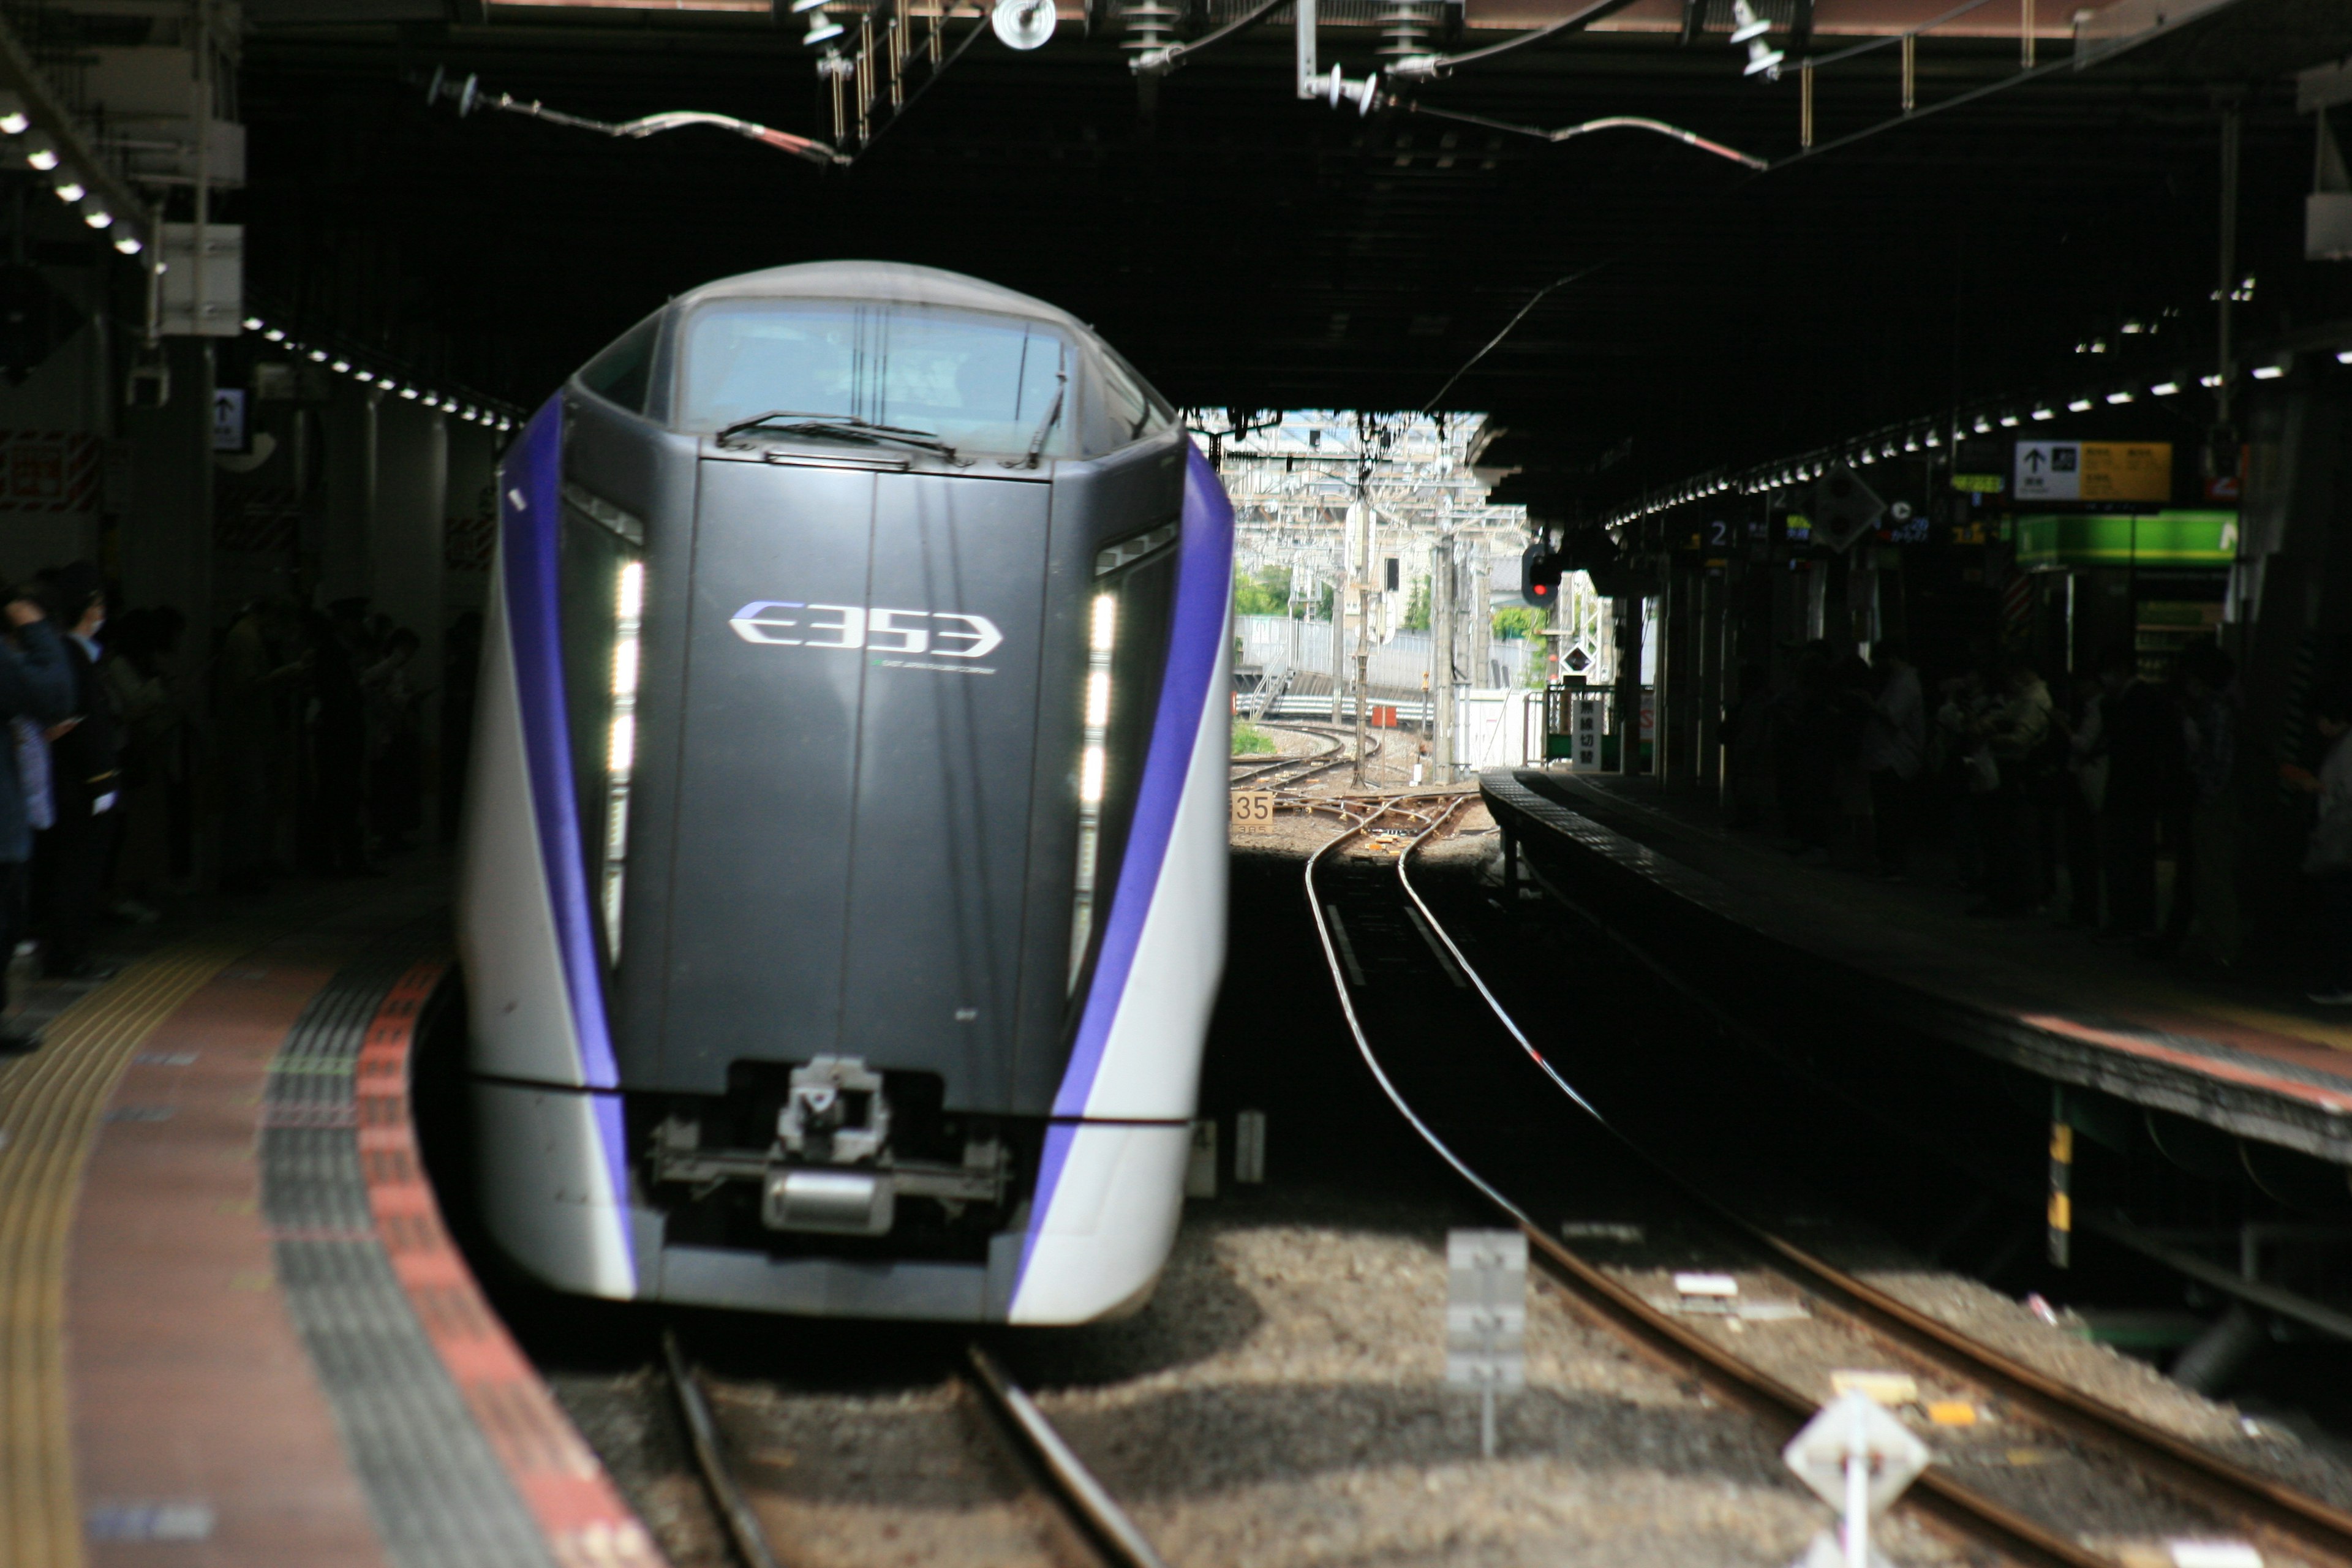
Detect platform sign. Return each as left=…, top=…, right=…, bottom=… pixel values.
left=1231, top=790, right=1276, bottom=831
left=212, top=388, right=247, bottom=452
left=2015, top=440, right=2172, bottom=504
left=1569, top=695, right=1605, bottom=768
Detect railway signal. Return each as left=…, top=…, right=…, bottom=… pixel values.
left=1519, top=538, right=1563, bottom=608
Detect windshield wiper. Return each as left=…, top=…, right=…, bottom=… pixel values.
left=717, top=410, right=963, bottom=464
left=1004, top=371, right=1068, bottom=471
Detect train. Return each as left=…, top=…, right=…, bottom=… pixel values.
left=456, top=260, right=1232, bottom=1324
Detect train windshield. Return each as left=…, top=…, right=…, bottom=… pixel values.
left=677, top=301, right=1077, bottom=458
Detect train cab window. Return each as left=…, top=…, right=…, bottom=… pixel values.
left=579, top=313, right=661, bottom=415
left=1079, top=347, right=1174, bottom=456
left=677, top=301, right=1074, bottom=459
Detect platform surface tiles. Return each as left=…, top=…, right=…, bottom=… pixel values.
left=0, top=874, right=660, bottom=1568
left=1484, top=768, right=2352, bottom=1167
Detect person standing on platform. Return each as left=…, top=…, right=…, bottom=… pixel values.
left=33, top=563, right=121, bottom=980
left=1861, top=641, right=1924, bottom=880
left=0, top=587, right=75, bottom=1047
left=1965, top=658, right=2053, bottom=915
left=2097, top=645, right=2180, bottom=940
left=2162, top=641, right=2242, bottom=968
left=2291, top=685, right=2352, bottom=1004
left=2060, top=673, right=2108, bottom=928
left=216, top=598, right=307, bottom=894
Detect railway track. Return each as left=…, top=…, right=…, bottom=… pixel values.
left=663, top=1332, right=1167, bottom=1568
left=1305, top=802, right=2352, bottom=1568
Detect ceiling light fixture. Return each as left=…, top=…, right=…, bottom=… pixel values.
left=1999, top=413, right=2019, bottom=428
left=52, top=178, right=83, bottom=203
left=24, top=138, right=56, bottom=171
left=2150, top=382, right=2180, bottom=396
left=2032, top=407, right=2054, bottom=421
left=803, top=6, right=843, bottom=44
left=2106, top=390, right=2133, bottom=404
left=2067, top=398, right=2093, bottom=412
left=2252, top=363, right=2286, bottom=380
left=113, top=233, right=141, bottom=255
left=81, top=204, right=110, bottom=229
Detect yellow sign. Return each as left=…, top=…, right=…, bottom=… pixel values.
left=2079, top=441, right=2172, bottom=503
left=1231, top=790, right=1276, bottom=832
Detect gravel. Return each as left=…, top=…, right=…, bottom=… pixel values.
left=1013, top=1205, right=1977, bottom=1568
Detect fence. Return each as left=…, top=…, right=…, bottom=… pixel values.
left=1235, top=615, right=1529, bottom=695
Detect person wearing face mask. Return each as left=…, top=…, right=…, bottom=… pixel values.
left=30, top=562, right=121, bottom=981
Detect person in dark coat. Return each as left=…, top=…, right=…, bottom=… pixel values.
left=0, top=584, right=77, bottom=1046
left=32, top=562, right=122, bottom=979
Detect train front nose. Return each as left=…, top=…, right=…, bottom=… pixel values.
left=655, top=457, right=1054, bottom=1106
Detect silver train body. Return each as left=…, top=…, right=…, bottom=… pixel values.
left=457, top=262, right=1232, bottom=1323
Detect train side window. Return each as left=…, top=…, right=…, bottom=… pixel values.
left=579, top=313, right=661, bottom=414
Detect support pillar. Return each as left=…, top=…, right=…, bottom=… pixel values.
left=1696, top=573, right=1724, bottom=793
left=1613, top=594, right=1643, bottom=775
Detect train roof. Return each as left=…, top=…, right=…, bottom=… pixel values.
left=670, top=261, right=1088, bottom=337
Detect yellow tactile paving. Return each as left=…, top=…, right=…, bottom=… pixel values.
left=0, top=943, right=250, bottom=1568
left=2143, top=988, right=2352, bottom=1057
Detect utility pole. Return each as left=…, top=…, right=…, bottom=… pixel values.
left=1328, top=557, right=1346, bottom=723
left=2213, top=92, right=2243, bottom=480
left=1432, top=533, right=1456, bottom=784
left=1351, top=492, right=1371, bottom=788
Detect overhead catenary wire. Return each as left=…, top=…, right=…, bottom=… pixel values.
left=426, top=66, right=844, bottom=166
left=1398, top=102, right=1769, bottom=168
left=1423, top=260, right=1612, bottom=412
left=1385, top=0, right=1643, bottom=81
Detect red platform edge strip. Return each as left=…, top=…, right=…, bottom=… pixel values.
left=355, top=960, right=669, bottom=1568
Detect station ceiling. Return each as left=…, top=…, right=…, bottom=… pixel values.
left=235, top=0, right=2351, bottom=519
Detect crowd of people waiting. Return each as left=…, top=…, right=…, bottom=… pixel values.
left=0, top=565, right=454, bottom=1054
left=1717, top=631, right=2352, bottom=997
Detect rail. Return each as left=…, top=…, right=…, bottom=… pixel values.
left=1301, top=807, right=2352, bottom=1568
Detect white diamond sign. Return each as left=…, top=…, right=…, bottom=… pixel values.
left=1784, top=1391, right=1930, bottom=1516
left=1784, top=1391, right=1931, bottom=1568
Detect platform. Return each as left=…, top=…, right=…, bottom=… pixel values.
left=0, top=872, right=661, bottom=1568
left=1482, top=767, right=2352, bottom=1169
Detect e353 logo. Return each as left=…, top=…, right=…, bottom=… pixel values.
left=728, top=601, right=1004, bottom=661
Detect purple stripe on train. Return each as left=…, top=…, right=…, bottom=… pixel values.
left=1017, top=440, right=1235, bottom=1293
left=500, top=396, right=636, bottom=1265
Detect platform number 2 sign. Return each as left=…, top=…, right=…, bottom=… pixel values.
left=1231, top=791, right=1276, bottom=832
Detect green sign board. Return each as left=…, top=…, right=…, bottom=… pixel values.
left=2014, top=510, right=2238, bottom=570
